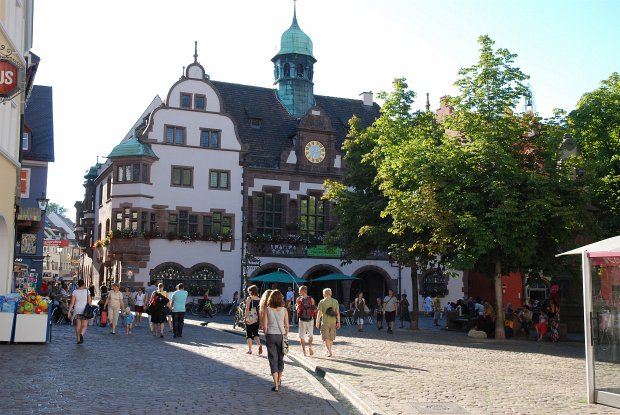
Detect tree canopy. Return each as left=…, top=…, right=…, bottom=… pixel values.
left=326, top=35, right=588, bottom=339
left=568, top=72, right=620, bottom=236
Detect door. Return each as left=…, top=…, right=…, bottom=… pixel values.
left=590, top=261, right=620, bottom=408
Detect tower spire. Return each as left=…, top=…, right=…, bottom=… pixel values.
left=193, top=41, right=198, bottom=63
left=293, top=0, right=297, bottom=24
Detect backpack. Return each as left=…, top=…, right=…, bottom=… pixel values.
left=297, top=296, right=316, bottom=321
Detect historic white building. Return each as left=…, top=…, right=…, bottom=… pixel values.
left=76, top=5, right=464, bottom=308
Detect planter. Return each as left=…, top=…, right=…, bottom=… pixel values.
left=13, top=312, right=50, bottom=343
left=0, top=311, right=16, bottom=342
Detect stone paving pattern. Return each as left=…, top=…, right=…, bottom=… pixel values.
left=0, top=318, right=339, bottom=415
left=214, top=315, right=620, bottom=415
left=288, top=317, right=620, bottom=415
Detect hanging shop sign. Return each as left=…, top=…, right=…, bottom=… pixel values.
left=0, top=58, right=23, bottom=99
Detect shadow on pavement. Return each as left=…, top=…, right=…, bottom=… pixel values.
left=0, top=317, right=338, bottom=414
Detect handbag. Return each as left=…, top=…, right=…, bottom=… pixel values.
left=274, top=308, right=289, bottom=355
left=246, top=299, right=259, bottom=324
left=82, top=302, right=95, bottom=319
left=363, top=304, right=370, bottom=314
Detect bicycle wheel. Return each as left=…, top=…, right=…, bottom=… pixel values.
left=190, top=302, right=201, bottom=316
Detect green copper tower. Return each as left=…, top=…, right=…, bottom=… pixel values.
left=272, top=0, right=316, bottom=118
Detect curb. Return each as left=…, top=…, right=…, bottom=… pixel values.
left=291, top=352, right=386, bottom=415
left=208, top=321, right=382, bottom=415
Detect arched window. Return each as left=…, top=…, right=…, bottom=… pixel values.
left=190, top=266, right=222, bottom=296
left=151, top=264, right=186, bottom=292
left=283, top=63, right=290, bottom=77
left=297, top=64, right=304, bottom=78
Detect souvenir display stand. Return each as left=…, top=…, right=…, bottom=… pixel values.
left=0, top=308, right=16, bottom=342
left=13, top=308, right=51, bottom=343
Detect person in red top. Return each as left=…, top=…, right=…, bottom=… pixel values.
left=296, top=285, right=316, bottom=356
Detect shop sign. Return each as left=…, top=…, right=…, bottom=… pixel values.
left=44, top=239, right=70, bottom=247
left=0, top=58, right=21, bottom=99
left=307, top=245, right=341, bottom=258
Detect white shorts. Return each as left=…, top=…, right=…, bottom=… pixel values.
left=298, top=319, right=314, bottom=340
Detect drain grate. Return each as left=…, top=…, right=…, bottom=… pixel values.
left=410, top=402, right=468, bottom=414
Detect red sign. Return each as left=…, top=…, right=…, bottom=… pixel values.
left=44, top=239, right=70, bottom=247
left=0, top=59, right=19, bottom=97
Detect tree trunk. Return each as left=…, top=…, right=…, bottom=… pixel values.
left=494, top=260, right=505, bottom=340
left=410, top=265, right=419, bottom=330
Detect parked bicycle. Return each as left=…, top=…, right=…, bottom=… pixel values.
left=190, top=298, right=216, bottom=317
left=232, top=301, right=246, bottom=329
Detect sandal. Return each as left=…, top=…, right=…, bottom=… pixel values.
left=258, top=345, right=263, bottom=355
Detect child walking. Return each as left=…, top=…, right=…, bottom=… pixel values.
left=124, top=307, right=135, bottom=335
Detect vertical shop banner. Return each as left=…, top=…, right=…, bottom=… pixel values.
left=20, top=168, right=30, bottom=198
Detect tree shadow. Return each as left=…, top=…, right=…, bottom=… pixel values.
left=1, top=320, right=340, bottom=414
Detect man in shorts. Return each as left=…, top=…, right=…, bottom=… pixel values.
left=296, top=285, right=315, bottom=356
left=316, top=288, right=340, bottom=357
left=383, top=289, right=398, bottom=334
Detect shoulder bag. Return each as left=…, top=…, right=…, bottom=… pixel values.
left=82, top=291, right=95, bottom=319
left=246, top=298, right=259, bottom=325
left=274, top=308, right=289, bottom=355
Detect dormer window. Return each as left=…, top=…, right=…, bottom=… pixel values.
left=180, top=93, right=192, bottom=108
left=249, top=118, right=262, bottom=129
left=22, top=132, right=30, bottom=151
left=195, top=94, right=206, bottom=110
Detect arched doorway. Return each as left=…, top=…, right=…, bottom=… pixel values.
left=304, top=266, right=340, bottom=304
left=350, top=267, right=391, bottom=310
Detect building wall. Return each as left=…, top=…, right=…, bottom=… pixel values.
left=0, top=0, right=33, bottom=293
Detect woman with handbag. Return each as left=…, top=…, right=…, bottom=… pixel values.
left=68, top=280, right=92, bottom=344
left=262, top=290, right=289, bottom=391
left=244, top=285, right=262, bottom=354
left=104, top=283, right=125, bottom=335
left=150, top=283, right=170, bottom=338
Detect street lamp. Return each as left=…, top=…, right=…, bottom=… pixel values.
left=277, top=268, right=299, bottom=325
left=36, top=194, right=49, bottom=212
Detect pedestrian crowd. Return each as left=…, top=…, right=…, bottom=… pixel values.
left=62, top=280, right=190, bottom=345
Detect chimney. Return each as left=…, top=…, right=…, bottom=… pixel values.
left=359, top=91, right=373, bottom=106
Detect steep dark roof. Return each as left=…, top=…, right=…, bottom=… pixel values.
left=24, top=85, right=54, bottom=162
left=211, top=81, right=380, bottom=168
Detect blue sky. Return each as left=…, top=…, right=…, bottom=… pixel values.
left=31, top=0, right=620, bottom=217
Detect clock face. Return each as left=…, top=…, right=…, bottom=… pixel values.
left=305, top=140, right=326, bottom=163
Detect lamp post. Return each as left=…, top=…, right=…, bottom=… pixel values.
left=277, top=268, right=299, bottom=325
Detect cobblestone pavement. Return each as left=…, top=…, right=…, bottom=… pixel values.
left=213, top=315, right=620, bottom=415
left=0, top=317, right=341, bottom=415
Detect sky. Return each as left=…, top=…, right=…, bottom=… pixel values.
left=31, top=0, right=620, bottom=219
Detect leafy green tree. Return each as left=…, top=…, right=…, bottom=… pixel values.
left=568, top=73, right=620, bottom=236
left=324, top=79, right=444, bottom=330
left=47, top=202, right=68, bottom=216
left=377, top=36, right=586, bottom=339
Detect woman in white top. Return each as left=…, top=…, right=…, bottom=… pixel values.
left=68, top=280, right=92, bottom=344
left=104, top=283, right=125, bottom=335
left=262, top=290, right=289, bottom=392
left=134, top=287, right=146, bottom=326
